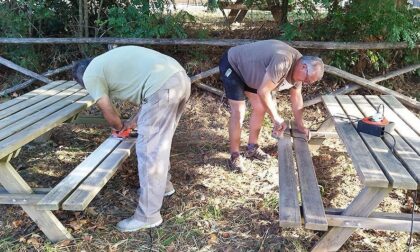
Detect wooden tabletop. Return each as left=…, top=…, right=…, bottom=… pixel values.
left=322, top=95, right=420, bottom=190
left=0, top=80, right=94, bottom=160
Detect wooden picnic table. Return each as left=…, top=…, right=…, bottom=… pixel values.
left=313, top=95, right=420, bottom=251
left=218, top=0, right=282, bottom=24
left=0, top=80, right=137, bottom=242
left=0, top=80, right=95, bottom=241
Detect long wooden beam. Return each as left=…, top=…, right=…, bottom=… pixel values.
left=304, top=64, right=420, bottom=107
left=0, top=64, right=73, bottom=96
left=324, top=65, right=420, bottom=110
left=0, top=56, right=52, bottom=83
left=0, top=38, right=418, bottom=50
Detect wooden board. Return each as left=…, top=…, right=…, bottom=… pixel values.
left=292, top=124, right=328, bottom=231
left=381, top=95, right=420, bottom=135
left=0, top=81, right=74, bottom=120
left=337, top=96, right=417, bottom=190
left=0, top=193, right=45, bottom=205
left=0, top=90, right=87, bottom=141
left=365, top=95, right=420, bottom=155
left=0, top=85, right=82, bottom=130
left=350, top=95, right=420, bottom=187
left=278, top=126, right=301, bottom=227
left=0, top=81, right=65, bottom=111
left=322, top=95, right=389, bottom=187
left=37, top=137, right=122, bottom=210
left=0, top=95, right=94, bottom=160
left=62, top=139, right=136, bottom=210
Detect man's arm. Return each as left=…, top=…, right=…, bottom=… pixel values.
left=257, top=72, right=287, bottom=137
left=96, top=95, right=124, bottom=131
left=289, top=87, right=310, bottom=139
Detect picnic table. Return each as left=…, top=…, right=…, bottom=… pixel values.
left=313, top=95, right=420, bottom=251
left=0, top=80, right=136, bottom=242
left=218, top=0, right=282, bottom=24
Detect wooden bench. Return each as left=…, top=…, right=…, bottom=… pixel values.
left=218, top=0, right=282, bottom=24
left=37, top=137, right=135, bottom=211
left=278, top=121, right=328, bottom=231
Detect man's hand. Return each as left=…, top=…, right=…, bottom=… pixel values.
left=298, top=126, right=311, bottom=141
left=122, top=119, right=137, bottom=131
left=272, top=118, right=287, bottom=139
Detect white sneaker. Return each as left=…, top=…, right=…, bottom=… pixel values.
left=116, top=216, right=162, bottom=232
left=164, top=188, right=175, bottom=197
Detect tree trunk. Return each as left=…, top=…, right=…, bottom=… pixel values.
left=78, top=0, right=83, bottom=37
left=84, top=0, right=89, bottom=37
left=281, top=0, right=288, bottom=24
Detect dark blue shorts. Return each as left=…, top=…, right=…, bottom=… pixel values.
left=219, top=51, right=257, bottom=101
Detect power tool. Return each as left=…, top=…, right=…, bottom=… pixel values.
left=112, top=128, right=138, bottom=139
left=356, top=104, right=394, bottom=137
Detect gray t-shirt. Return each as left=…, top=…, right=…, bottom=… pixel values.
left=228, top=40, right=302, bottom=90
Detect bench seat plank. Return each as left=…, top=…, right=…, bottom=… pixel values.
left=36, top=138, right=122, bottom=210
left=0, top=85, right=82, bottom=131
left=337, top=96, right=417, bottom=189
left=62, top=138, right=136, bottom=211
left=0, top=95, right=94, bottom=160
left=278, top=127, right=301, bottom=227
left=292, top=125, right=328, bottom=231
left=350, top=95, right=420, bottom=187
left=0, top=81, right=73, bottom=120
left=322, top=95, right=389, bottom=187
left=365, top=95, right=420, bottom=155
left=381, top=95, right=420, bottom=135
left=0, top=81, right=65, bottom=111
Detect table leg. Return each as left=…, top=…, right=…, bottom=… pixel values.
left=0, top=160, right=73, bottom=242
left=312, top=187, right=390, bottom=252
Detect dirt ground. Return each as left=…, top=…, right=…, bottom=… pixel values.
left=1, top=8, right=419, bottom=252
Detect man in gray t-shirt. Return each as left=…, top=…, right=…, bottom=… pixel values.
left=219, top=40, right=324, bottom=172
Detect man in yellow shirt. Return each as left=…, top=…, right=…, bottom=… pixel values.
left=73, top=46, right=190, bottom=232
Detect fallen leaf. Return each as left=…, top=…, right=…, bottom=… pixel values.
left=208, top=233, right=217, bottom=244
left=12, top=220, right=23, bottom=228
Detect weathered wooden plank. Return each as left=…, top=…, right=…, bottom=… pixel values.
left=325, top=208, right=420, bottom=221
left=62, top=138, right=136, bottom=211
left=36, top=138, right=121, bottom=210
left=292, top=124, right=328, bottom=231
left=0, top=84, right=81, bottom=130
left=365, top=95, right=420, bottom=155
left=0, top=161, right=72, bottom=241
left=312, top=187, right=390, bottom=252
left=278, top=126, right=301, bottom=228
left=325, top=65, right=420, bottom=110
left=0, top=81, right=65, bottom=111
left=0, top=56, right=52, bottom=83
left=0, top=38, right=418, bottom=50
left=0, top=95, right=94, bottom=160
left=337, top=96, right=417, bottom=189
left=381, top=95, right=420, bottom=135
left=351, top=95, right=420, bottom=186
left=0, top=90, right=88, bottom=142
left=326, top=214, right=420, bottom=232
left=0, top=193, right=45, bottom=205
left=322, top=95, right=389, bottom=187
left=0, top=81, right=74, bottom=120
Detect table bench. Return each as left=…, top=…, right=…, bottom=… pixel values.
left=0, top=80, right=136, bottom=242
left=281, top=95, right=419, bottom=251
left=218, top=0, right=282, bottom=24
left=278, top=121, right=328, bottom=231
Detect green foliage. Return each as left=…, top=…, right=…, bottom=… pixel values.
left=102, top=2, right=194, bottom=38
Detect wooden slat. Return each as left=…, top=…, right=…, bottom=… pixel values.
left=381, top=95, right=420, bottom=135
left=0, top=80, right=65, bottom=111
left=322, top=96, right=389, bottom=187
left=326, top=214, right=420, bottom=232
left=351, top=95, right=420, bottom=186
left=337, top=96, right=417, bottom=189
left=62, top=138, right=136, bottom=211
left=0, top=193, right=45, bottom=205
left=292, top=124, right=328, bottom=231
left=325, top=208, right=420, bottom=221
left=0, top=95, right=94, bottom=160
left=0, top=81, right=75, bottom=120
left=278, top=126, right=301, bottom=228
left=36, top=138, right=122, bottom=210
left=0, top=85, right=81, bottom=130
left=365, top=95, right=420, bottom=155
left=0, top=91, right=87, bottom=141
